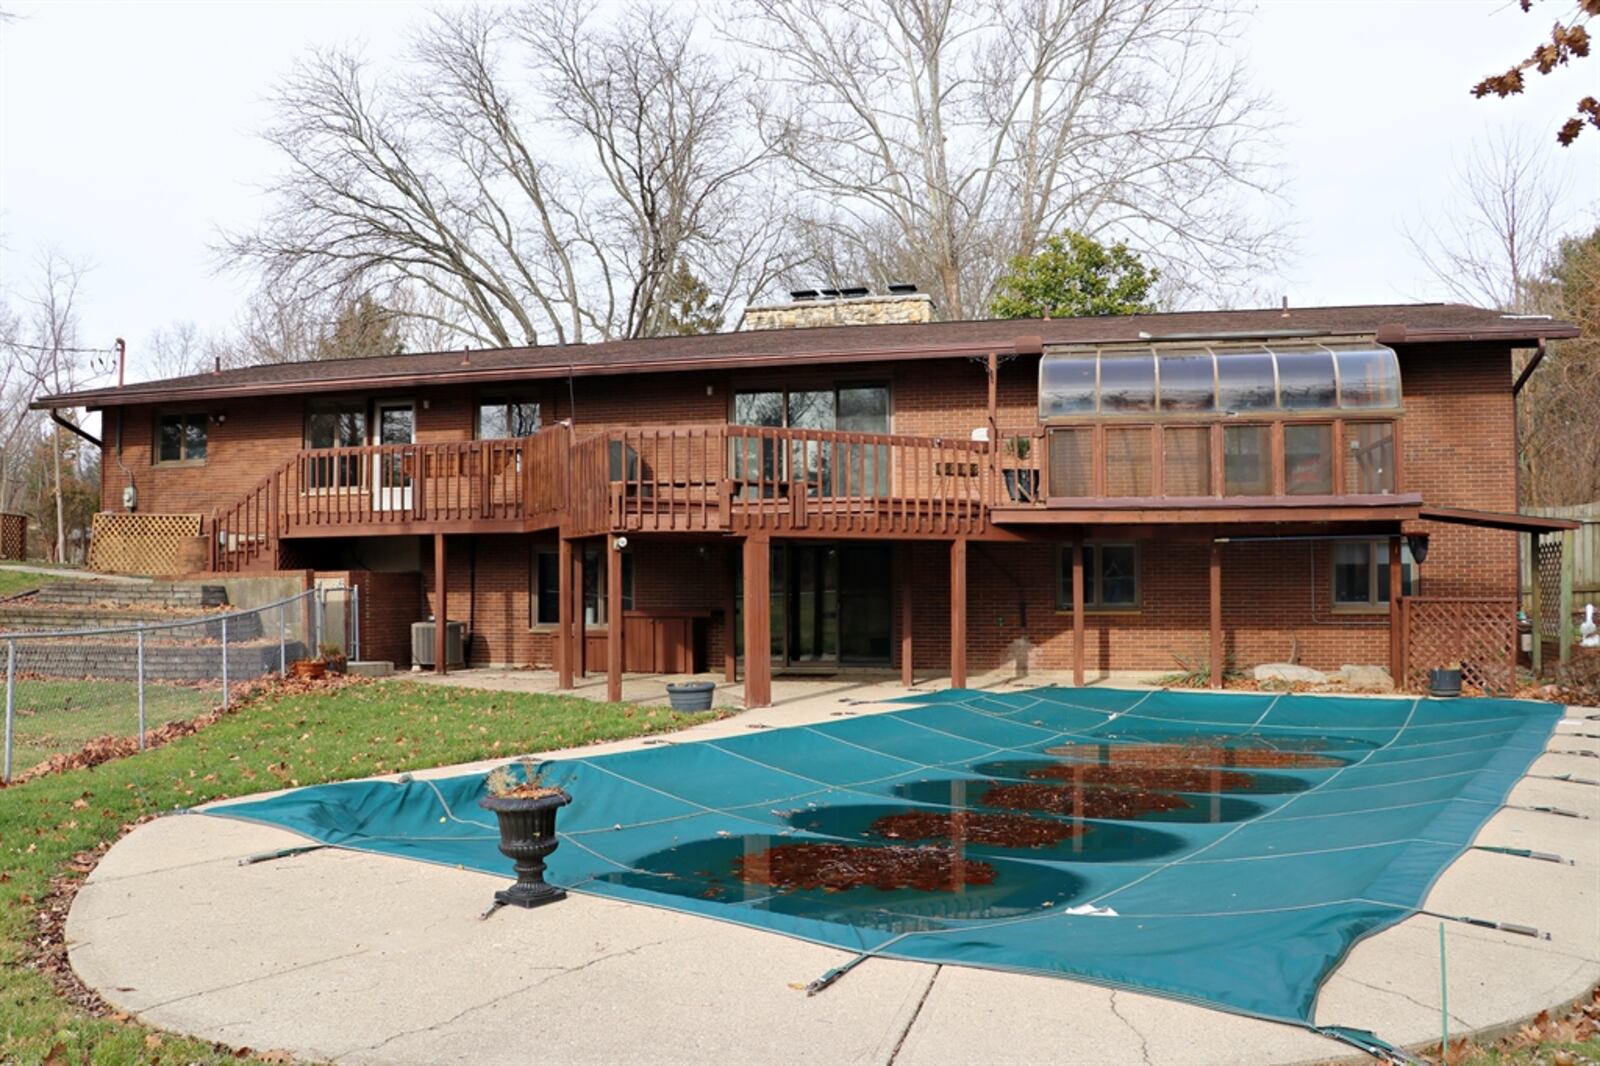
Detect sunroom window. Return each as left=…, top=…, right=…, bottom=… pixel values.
left=1039, top=340, right=1400, bottom=420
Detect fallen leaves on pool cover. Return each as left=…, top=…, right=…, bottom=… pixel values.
left=1023, top=763, right=1255, bottom=792
left=1043, top=741, right=1342, bottom=770
left=734, top=843, right=997, bottom=892
left=982, top=782, right=1192, bottom=818
left=869, top=810, right=1087, bottom=848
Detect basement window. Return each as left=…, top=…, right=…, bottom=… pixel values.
left=156, top=412, right=207, bottom=463
left=531, top=546, right=634, bottom=626
left=1056, top=543, right=1140, bottom=610
left=1331, top=541, right=1416, bottom=609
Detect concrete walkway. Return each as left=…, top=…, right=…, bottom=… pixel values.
left=65, top=679, right=1600, bottom=1066
left=0, top=563, right=148, bottom=583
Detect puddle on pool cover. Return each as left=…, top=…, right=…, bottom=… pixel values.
left=596, top=835, right=1087, bottom=932
left=895, top=778, right=1265, bottom=823
left=786, top=803, right=1187, bottom=862
left=972, top=758, right=1311, bottom=794
left=1043, top=735, right=1369, bottom=770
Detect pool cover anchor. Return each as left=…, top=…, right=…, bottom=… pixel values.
left=804, top=951, right=875, bottom=996
left=1472, top=845, right=1574, bottom=865
left=1424, top=910, right=1550, bottom=940
left=238, top=844, right=328, bottom=866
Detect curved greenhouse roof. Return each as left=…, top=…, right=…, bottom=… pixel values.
left=1039, top=339, right=1402, bottom=420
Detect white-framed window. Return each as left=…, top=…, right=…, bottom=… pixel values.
left=1056, top=543, right=1140, bottom=610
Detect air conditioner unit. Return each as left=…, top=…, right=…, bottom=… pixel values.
left=411, top=620, right=466, bottom=668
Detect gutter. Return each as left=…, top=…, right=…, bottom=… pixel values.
left=49, top=408, right=102, bottom=449
left=1512, top=339, right=1547, bottom=395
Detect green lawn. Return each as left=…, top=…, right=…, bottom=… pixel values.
left=0, top=566, right=69, bottom=599
left=8, top=678, right=215, bottom=772
left=0, top=680, right=720, bottom=1064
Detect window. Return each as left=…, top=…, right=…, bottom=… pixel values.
left=1222, top=424, right=1272, bottom=495
left=156, top=412, right=207, bottom=463
left=1331, top=541, right=1416, bottom=608
left=1343, top=422, right=1395, bottom=494
left=732, top=384, right=890, bottom=496
left=531, top=545, right=634, bottom=626
left=305, top=402, right=366, bottom=488
left=477, top=398, right=540, bottom=439
left=1057, top=544, right=1140, bottom=610
left=1284, top=423, right=1333, bottom=495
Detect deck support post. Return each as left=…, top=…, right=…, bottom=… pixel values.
left=725, top=544, right=739, bottom=684
left=1388, top=535, right=1403, bottom=686
left=1559, top=528, right=1575, bottom=666
left=1529, top=531, right=1543, bottom=678
left=742, top=537, right=772, bottom=708
left=557, top=536, right=574, bottom=689
left=899, top=543, right=914, bottom=687
left=950, top=538, right=968, bottom=689
left=607, top=535, right=624, bottom=702
left=433, top=532, right=448, bottom=675
left=1072, top=539, right=1085, bottom=687
left=1209, top=541, right=1223, bottom=689
left=986, top=352, right=1000, bottom=489
left=573, top=544, right=587, bottom=678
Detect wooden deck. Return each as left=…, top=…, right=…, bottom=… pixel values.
left=210, top=419, right=1408, bottom=569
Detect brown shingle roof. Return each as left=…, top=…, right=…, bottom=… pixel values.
left=34, top=302, right=1578, bottom=410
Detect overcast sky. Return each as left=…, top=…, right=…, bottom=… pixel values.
left=1, top=0, right=1596, bottom=385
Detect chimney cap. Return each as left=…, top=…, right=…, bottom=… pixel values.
left=788, top=289, right=820, bottom=301
left=839, top=285, right=870, bottom=298
left=887, top=282, right=918, bottom=295
left=819, top=287, right=842, bottom=299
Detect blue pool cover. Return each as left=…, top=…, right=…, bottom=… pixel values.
left=211, top=687, right=1560, bottom=1044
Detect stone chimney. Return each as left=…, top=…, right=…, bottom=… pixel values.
left=740, top=286, right=934, bottom=331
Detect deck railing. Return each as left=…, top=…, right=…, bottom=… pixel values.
left=208, top=417, right=1408, bottom=567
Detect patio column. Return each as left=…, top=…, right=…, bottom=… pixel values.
left=950, top=538, right=968, bottom=689
left=1388, top=535, right=1403, bottom=685
left=1529, top=531, right=1543, bottom=678
left=1209, top=541, right=1223, bottom=689
left=433, top=533, right=448, bottom=675
left=607, top=535, right=624, bottom=702
left=725, top=544, right=739, bottom=684
left=557, top=536, right=573, bottom=689
left=574, top=544, right=587, bottom=679
left=1072, top=540, right=1085, bottom=687
left=742, top=536, right=772, bottom=708
left=899, top=543, right=914, bottom=687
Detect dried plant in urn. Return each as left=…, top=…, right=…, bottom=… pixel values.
left=479, top=757, right=571, bottom=909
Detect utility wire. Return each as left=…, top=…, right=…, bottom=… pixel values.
left=5, top=341, right=119, bottom=355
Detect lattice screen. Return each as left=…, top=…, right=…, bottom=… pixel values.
left=88, top=512, right=203, bottom=575
left=0, top=513, right=26, bottom=560
left=1535, top=536, right=1564, bottom=639
left=1405, top=597, right=1517, bottom=695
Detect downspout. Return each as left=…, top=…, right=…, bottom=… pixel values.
left=50, top=409, right=101, bottom=449
left=1511, top=337, right=1546, bottom=511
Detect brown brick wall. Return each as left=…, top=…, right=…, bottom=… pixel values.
left=103, top=340, right=1519, bottom=674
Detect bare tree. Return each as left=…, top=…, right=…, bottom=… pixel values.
left=733, top=0, right=1284, bottom=316
left=143, top=321, right=215, bottom=381
left=1404, top=129, right=1570, bottom=312
left=226, top=1, right=799, bottom=346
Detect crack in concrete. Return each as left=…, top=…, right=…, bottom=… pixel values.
left=1333, top=974, right=1472, bottom=1030
left=137, top=946, right=373, bottom=1012
left=350, top=939, right=672, bottom=1055
left=886, top=965, right=939, bottom=1065
left=1108, top=990, right=1153, bottom=1066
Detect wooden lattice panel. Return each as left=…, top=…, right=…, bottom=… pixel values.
left=1535, top=537, right=1564, bottom=639
left=1406, top=597, right=1517, bottom=695
left=0, top=512, right=26, bottom=560
left=88, top=512, right=203, bottom=575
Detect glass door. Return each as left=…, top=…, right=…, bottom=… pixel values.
left=839, top=545, right=893, bottom=663
left=372, top=401, right=415, bottom=512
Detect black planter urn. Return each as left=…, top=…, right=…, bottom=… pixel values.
left=479, top=790, right=572, bottom=908
left=666, top=680, right=716, bottom=712
left=1428, top=667, right=1463, bottom=698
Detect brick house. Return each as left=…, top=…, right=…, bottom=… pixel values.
left=36, top=295, right=1580, bottom=705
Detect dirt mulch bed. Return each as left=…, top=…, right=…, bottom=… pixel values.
left=869, top=810, right=1087, bottom=848
left=1022, top=763, right=1257, bottom=792
left=734, top=842, right=997, bottom=892
left=1044, top=741, right=1342, bottom=771
left=981, top=782, right=1192, bottom=819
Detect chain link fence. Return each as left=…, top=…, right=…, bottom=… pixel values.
left=2, top=584, right=357, bottom=782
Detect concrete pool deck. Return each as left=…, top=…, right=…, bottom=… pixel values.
left=65, top=676, right=1600, bottom=1065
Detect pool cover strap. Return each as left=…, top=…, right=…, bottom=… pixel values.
left=209, top=687, right=1562, bottom=1041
